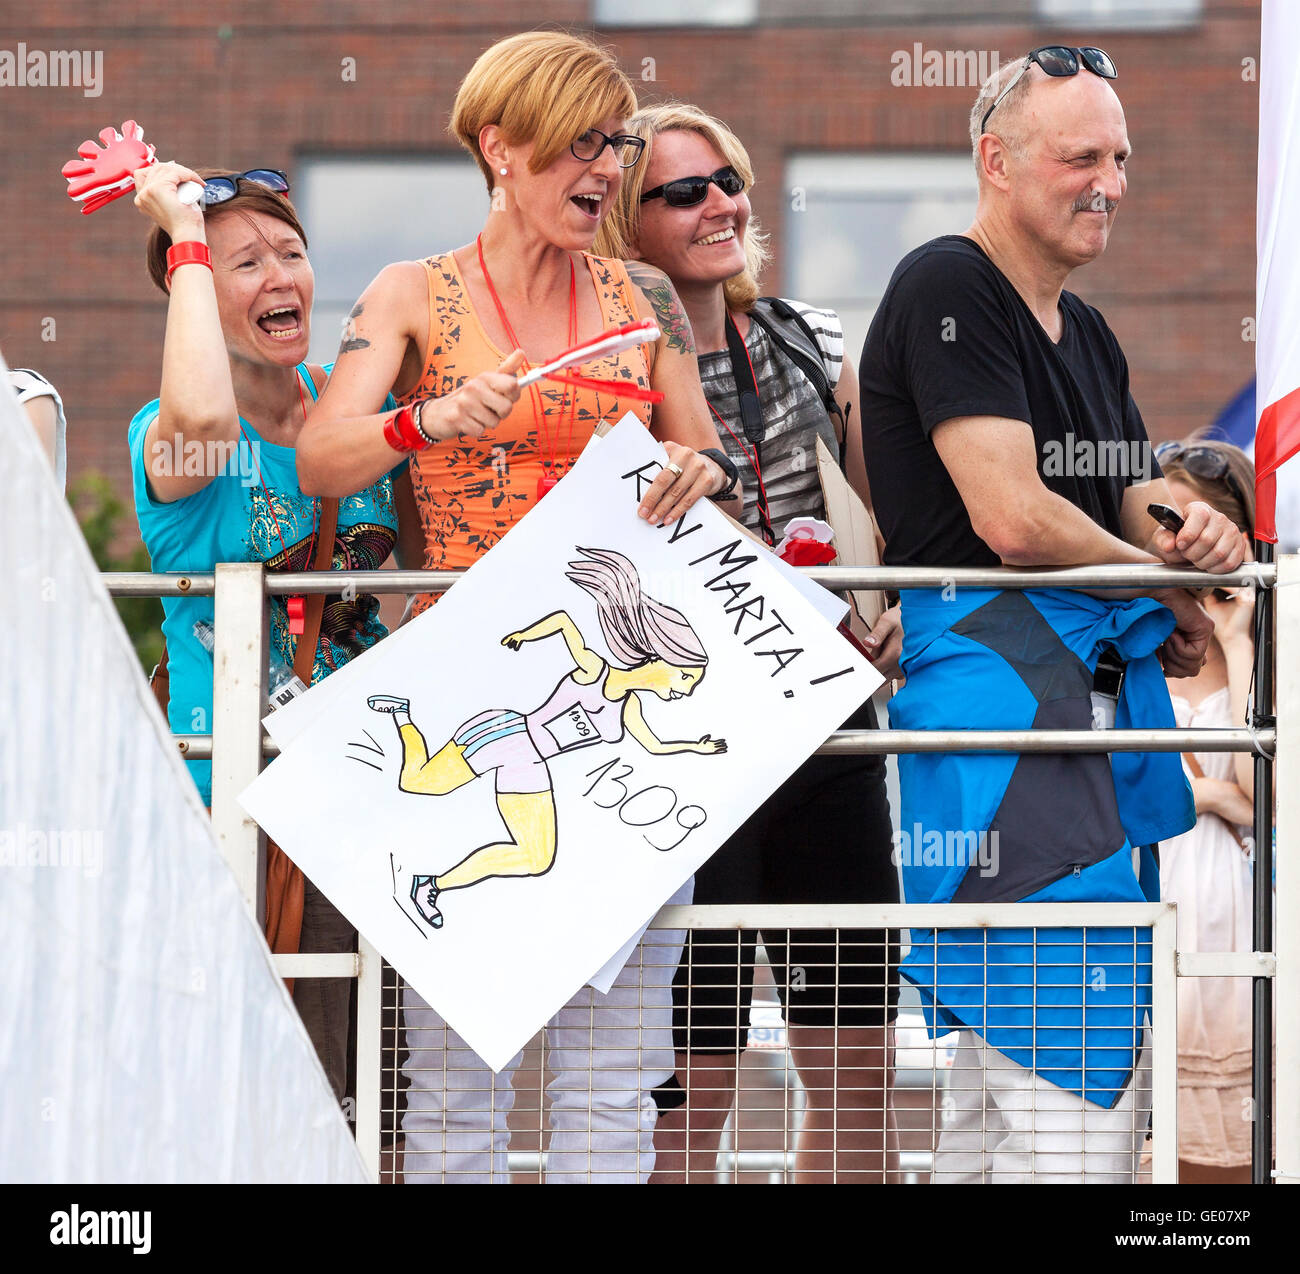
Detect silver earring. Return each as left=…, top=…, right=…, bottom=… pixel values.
left=499, top=167, right=508, bottom=176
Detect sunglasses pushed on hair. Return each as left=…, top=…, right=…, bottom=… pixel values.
left=201, top=168, right=290, bottom=207
left=640, top=165, right=745, bottom=208
left=981, top=46, right=1118, bottom=135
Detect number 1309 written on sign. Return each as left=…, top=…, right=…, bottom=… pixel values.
left=581, top=757, right=708, bottom=852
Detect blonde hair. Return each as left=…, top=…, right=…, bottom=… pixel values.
left=451, top=31, right=637, bottom=194
left=595, top=102, right=771, bottom=314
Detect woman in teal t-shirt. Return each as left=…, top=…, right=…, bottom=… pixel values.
left=129, top=370, right=403, bottom=804
left=127, top=160, right=420, bottom=1101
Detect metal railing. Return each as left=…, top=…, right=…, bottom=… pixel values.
left=104, top=560, right=1296, bottom=1185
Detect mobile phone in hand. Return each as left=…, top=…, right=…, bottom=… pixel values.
left=1147, top=502, right=1186, bottom=534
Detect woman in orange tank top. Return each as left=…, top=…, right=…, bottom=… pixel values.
left=296, top=35, right=737, bottom=564
left=293, top=31, right=738, bottom=1186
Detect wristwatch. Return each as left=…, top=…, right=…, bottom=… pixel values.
left=699, top=447, right=740, bottom=500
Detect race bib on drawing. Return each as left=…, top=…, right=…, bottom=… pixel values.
left=541, top=704, right=601, bottom=753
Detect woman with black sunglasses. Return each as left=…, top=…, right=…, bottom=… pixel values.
left=126, top=160, right=419, bottom=1103
left=599, top=102, right=903, bottom=1184
left=1156, top=438, right=1259, bottom=1184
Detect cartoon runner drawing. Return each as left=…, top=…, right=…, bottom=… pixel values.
left=368, top=546, right=726, bottom=929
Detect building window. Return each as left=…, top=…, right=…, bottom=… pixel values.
left=592, top=0, right=757, bottom=27
left=783, top=153, right=977, bottom=364
left=297, top=154, right=487, bottom=367
left=1035, top=0, right=1201, bottom=28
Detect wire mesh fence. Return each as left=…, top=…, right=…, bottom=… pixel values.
left=369, top=905, right=1174, bottom=1184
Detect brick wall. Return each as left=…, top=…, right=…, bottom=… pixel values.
left=2, top=1, right=1260, bottom=527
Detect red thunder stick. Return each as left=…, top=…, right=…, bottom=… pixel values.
left=530, top=318, right=667, bottom=502
left=516, top=319, right=663, bottom=393
left=545, top=371, right=664, bottom=403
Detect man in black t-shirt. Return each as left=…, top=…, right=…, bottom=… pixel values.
left=859, top=50, right=1247, bottom=1184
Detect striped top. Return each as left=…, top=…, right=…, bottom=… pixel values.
left=697, top=300, right=843, bottom=539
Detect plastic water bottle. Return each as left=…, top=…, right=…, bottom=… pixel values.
left=192, top=619, right=309, bottom=712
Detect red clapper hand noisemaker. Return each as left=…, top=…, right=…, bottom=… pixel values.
left=517, top=318, right=666, bottom=402
left=62, top=120, right=203, bottom=214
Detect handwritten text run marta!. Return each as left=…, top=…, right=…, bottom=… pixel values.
left=622, top=461, right=856, bottom=690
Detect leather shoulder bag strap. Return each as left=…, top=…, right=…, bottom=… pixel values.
left=149, top=645, right=171, bottom=716
left=291, top=496, right=339, bottom=684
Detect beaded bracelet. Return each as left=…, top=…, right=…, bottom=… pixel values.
left=382, top=401, right=432, bottom=453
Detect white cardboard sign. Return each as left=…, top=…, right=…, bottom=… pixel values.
left=240, top=415, right=880, bottom=1069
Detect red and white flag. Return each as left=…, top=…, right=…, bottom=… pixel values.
left=1255, top=0, right=1300, bottom=542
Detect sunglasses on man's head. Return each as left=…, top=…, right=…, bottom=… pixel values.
left=640, top=165, right=745, bottom=208
left=980, top=46, right=1118, bottom=135
left=202, top=169, right=291, bottom=207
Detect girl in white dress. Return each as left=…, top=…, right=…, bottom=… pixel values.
left=1158, top=438, right=1256, bottom=1183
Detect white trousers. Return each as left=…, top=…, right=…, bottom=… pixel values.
left=933, top=1028, right=1152, bottom=1184
left=400, top=884, right=689, bottom=1184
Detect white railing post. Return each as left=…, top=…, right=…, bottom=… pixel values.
left=1149, top=904, right=1179, bottom=1184
left=355, top=937, right=383, bottom=1182
left=210, top=562, right=268, bottom=920
left=1275, top=555, right=1299, bottom=1182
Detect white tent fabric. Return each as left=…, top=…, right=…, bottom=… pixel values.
left=0, top=349, right=366, bottom=1183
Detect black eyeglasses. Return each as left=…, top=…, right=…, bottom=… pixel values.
left=202, top=169, right=291, bottom=207
left=640, top=166, right=746, bottom=208
left=1154, top=441, right=1253, bottom=533
left=570, top=129, right=645, bottom=168
left=980, top=46, right=1118, bottom=135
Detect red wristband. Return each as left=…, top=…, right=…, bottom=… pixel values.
left=381, top=415, right=410, bottom=452
left=165, top=240, right=212, bottom=285
left=383, top=402, right=431, bottom=453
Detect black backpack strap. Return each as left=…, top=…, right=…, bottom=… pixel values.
left=749, top=297, right=848, bottom=465
left=724, top=313, right=766, bottom=446
left=750, top=298, right=831, bottom=397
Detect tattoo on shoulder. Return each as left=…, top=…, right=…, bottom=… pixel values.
left=626, top=261, right=695, bottom=356
left=337, top=301, right=370, bottom=356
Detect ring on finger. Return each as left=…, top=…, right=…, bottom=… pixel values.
left=666, top=461, right=684, bottom=478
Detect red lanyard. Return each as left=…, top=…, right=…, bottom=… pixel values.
left=476, top=233, right=578, bottom=500
left=239, top=372, right=318, bottom=634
